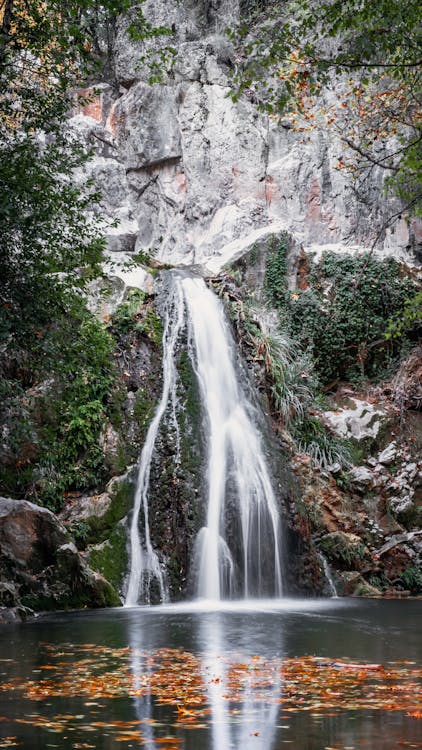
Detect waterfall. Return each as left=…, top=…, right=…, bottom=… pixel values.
left=125, top=271, right=283, bottom=605
left=318, top=553, right=338, bottom=598
left=125, top=279, right=185, bottom=606
left=184, top=276, right=283, bottom=599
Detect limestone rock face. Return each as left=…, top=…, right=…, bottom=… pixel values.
left=69, top=2, right=421, bottom=273
left=0, top=497, right=120, bottom=619
left=323, top=399, right=387, bottom=442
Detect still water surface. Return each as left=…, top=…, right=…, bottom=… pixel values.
left=0, top=598, right=420, bottom=749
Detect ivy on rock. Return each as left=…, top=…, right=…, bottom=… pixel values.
left=265, top=245, right=419, bottom=385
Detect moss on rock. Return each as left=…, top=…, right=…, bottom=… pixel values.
left=87, top=522, right=128, bottom=593
left=319, top=531, right=372, bottom=571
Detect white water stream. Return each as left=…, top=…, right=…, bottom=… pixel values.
left=125, top=272, right=283, bottom=606
left=125, top=279, right=185, bottom=605
left=318, top=552, right=338, bottom=597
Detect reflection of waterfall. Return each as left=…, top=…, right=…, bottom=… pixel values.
left=200, top=613, right=280, bottom=750
left=125, top=271, right=283, bottom=606
left=128, top=618, right=156, bottom=749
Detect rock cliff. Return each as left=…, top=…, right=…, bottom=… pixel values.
left=71, top=0, right=421, bottom=273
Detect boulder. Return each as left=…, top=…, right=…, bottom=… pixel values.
left=60, top=469, right=136, bottom=543
left=377, top=441, right=398, bottom=465
left=348, top=466, right=374, bottom=490
left=0, top=497, right=121, bottom=620
left=323, top=399, right=387, bottom=442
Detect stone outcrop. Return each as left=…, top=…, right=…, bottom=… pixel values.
left=59, top=470, right=136, bottom=598
left=69, top=0, right=421, bottom=275
left=0, top=497, right=120, bottom=622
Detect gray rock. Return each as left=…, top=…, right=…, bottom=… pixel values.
left=114, top=82, right=182, bottom=170
left=59, top=469, right=136, bottom=545
left=0, top=582, right=18, bottom=607
left=323, top=399, right=386, bottom=441
left=389, top=495, right=414, bottom=516
left=377, top=442, right=398, bottom=465
left=68, top=0, right=420, bottom=276
left=0, top=497, right=121, bottom=618
left=349, top=466, right=374, bottom=489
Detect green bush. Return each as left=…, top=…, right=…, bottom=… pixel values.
left=292, top=416, right=352, bottom=470
left=112, top=289, right=146, bottom=333
left=0, top=304, right=116, bottom=511
left=397, top=566, right=422, bottom=594
left=266, top=249, right=418, bottom=384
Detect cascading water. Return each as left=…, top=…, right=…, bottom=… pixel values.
left=184, top=277, right=283, bottom=600
left=125, top=271, right=283, bottom=606
left=124, top=280, right=185, bottom=606
left=318, top=553, right=338, bottom=598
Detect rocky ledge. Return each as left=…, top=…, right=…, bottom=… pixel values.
left=0, top=497, right=120, bottom=623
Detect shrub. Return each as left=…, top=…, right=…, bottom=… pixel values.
left=293, top=416, right=352, bottom=470
left=266, top=249, right=418, bottom=385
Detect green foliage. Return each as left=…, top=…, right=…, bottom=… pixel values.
left=266, top=250, right=418, bottom=384
left=1, top=0, right=172, bottom=355
left=134, top=389, right=156, bottom=441
left=88, top=525, right=128, bottom=591
left=397, top=566, right=422, bottom=594
left=264, top=233, right=289, bottom=308
left=111, top=292, right=163, bottom=346
left=71, top=521, right=92, bottom=549
left=0, top=304, right=116, bottom=510
left=293, top=416, right=352, bottom=470
left=244, top=306, right=314, bottom=423
left=318, top=532, right=369, bottom=569
left=112, top=289, right=147, bottom=333
left=386, top=290, right=422, bottom=340
left=140, top=309, right=164, bottom=346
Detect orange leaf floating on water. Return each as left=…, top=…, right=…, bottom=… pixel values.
left=406, top=711, right=422, bottom=719
left=154, top=739, right=182, bottom=745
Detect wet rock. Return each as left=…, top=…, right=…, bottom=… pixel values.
left=352, top=580, right=384, bottom=598
left=337, top=571, right=382, bottom=597
left=0, top=582, right=18, bottom=607
left=0, top=607, right=32, bottom=624
left=86, top=522, right=128, bottom=595
left=0, top=497, right=121, bottom=620
left=60, top=469, right=136, bottom=545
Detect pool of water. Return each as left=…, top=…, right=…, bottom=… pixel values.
left=0, top=598, right=421, bottom=749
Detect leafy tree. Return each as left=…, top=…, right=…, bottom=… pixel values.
left=0, top=1, right=170, bottom=505
left=0, top=0, right=174, bottom=354
left=229, top=0, right=421, bottom=223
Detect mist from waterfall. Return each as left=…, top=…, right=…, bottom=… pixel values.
left=125, top=271, right=283, bottom=606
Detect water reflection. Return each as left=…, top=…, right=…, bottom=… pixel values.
left=129, top=622, right=156, bottom=748
left=199, top=613, right=281, bottom=750
left=1, top=599, right=421, bottom=750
